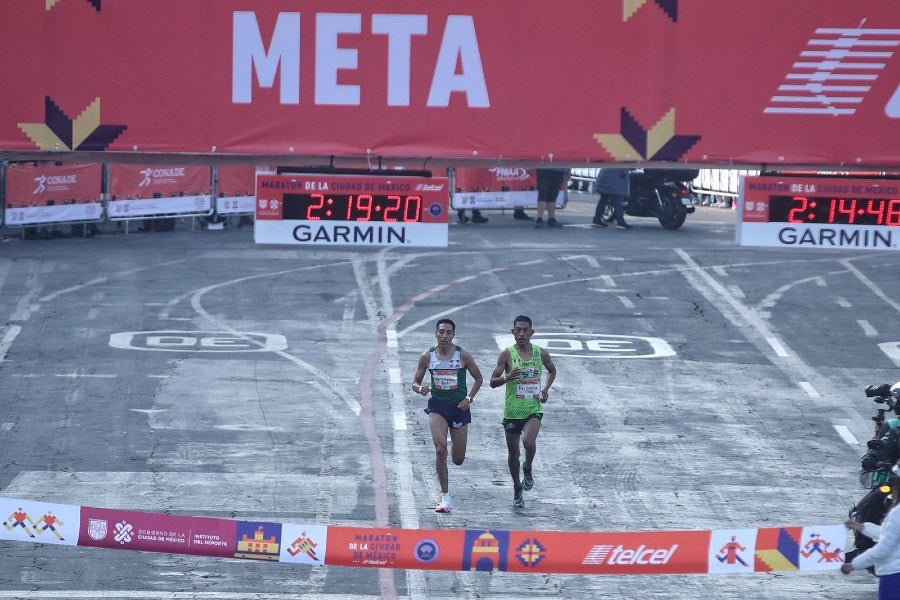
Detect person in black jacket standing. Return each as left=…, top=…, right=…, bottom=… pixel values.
left=593, top=168, right=633, bottom=229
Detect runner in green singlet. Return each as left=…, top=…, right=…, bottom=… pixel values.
left=489, top=315, right=557, bottom=508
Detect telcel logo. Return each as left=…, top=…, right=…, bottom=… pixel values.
left=583, top=544, right=679, bottom=565
left=109, top=331, right=288, bottom=352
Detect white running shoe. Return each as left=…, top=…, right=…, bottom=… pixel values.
left=434, top=494, right=452, bottom=513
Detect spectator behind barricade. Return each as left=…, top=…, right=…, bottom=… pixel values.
left=454, top=186, right=488, bottom=224
left=593, top=168, right=633, bottom=230
left=534, top=168, right=568, bottom=229
left=505, top=185, right=531, bottom=221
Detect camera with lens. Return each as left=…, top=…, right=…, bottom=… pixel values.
left=866, top=383, right=893, bottom=398
left=862, top=426, right=900, bottom=472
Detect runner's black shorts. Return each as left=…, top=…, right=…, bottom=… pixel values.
left=424, top=397, right=471, bottom=429
left=502, top=413, right=543, bottom=435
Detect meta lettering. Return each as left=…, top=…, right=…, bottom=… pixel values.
left=232, top=12, right=489, bottom=107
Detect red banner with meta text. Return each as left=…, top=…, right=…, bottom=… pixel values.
left=0, top=2, right=897, bottom=167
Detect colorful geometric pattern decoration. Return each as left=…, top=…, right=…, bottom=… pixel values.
left=623, top=0, right=678, bottom=22
left=594, top=107, right=700, bottom=162
left=754, top=527, right=803, bottom=572
left=18, top=97, right=126, bottom=152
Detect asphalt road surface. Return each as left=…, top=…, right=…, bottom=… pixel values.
left=1, top=192, right=896, bottom=598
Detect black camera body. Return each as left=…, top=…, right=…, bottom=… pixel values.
left=860, top=383, right=900, bottom=474
left=862, top=428, right=900, bottom=471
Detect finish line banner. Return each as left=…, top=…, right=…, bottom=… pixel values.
left=0, top=3, right=898, bottom=166
left=0, top=497, right=846, bottom=574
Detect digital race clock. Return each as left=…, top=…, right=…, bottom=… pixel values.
left=282, top=192, right=427, bottom=222
left=254, top=173, right=449, bottom=247
left=737, top=175, right=900, bottom=251
left=767, top=195, right=900, bottom=226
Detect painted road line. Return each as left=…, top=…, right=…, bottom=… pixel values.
left=857, top=319, right=877, bottom=338
left=766, top=337, right=789, bottom=357
left=878, top=342, right=900, bottom=367
left=727, top=284, right=745, bottom=299
left=563, top=255, right=600, bottom=268
left=842, top=258, right=900, bottom=314
left=834, top=424, right=859, bottom=447
left=798, top=381, right=820, bottom=397
left=0, top=324, right=22, bottom=362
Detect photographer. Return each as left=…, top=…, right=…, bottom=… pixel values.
left=842, top=461, right=900, bottom=598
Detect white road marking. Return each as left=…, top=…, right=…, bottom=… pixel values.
left=878, top=342, right=900, bottom=366
left=766, top=337, right=790, bottom=357
left=713, top=266, right=729, bottom=277
left=799, top=381, right=820, bottom=397
left=842, top=258, right=900, bottom=313
left=727, top=284, right=745, bottom=299
left=601, top=275, right=616, bottom=287
left=675, top=251, right=823, bottom=389
left=11, top=282, right=41, bottom=322
left=371, top=313, right=426, bottom=596
left=837, top=297, right=851, bottom=308
left=310, top=381, right=360, bottom=416
left=39, top=276, right=108, bottom=302
left=858, top=319, right=878, bottom=337
left=834, top=425, right=860, bottom=446
left=339, top=290, right=358, bottom=336
left=563, top=254, right=600, bottom=268
left=55, top=373, right=117, bottom=379
left=0, top=324, right=22, bottom=363
left=617, top=295, right=634, bottom=309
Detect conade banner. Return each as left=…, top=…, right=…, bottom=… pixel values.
left=0, top=1, right=898, bottom=167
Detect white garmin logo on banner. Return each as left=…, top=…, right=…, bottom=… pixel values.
left=109, top=331, right=288, bottom=352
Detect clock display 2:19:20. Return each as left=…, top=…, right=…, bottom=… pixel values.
left=283, top=192, right=424, bottom=223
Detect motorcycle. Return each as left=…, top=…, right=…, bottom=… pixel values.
left=845, top=382, right=900, bottom=566
left=599, top=168, right=698, bottom=230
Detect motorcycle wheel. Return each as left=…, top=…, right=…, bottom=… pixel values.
left=658, top=198, right=687, bottom=230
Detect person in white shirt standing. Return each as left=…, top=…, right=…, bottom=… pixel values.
left=842, top=461, right=900, bottom=599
